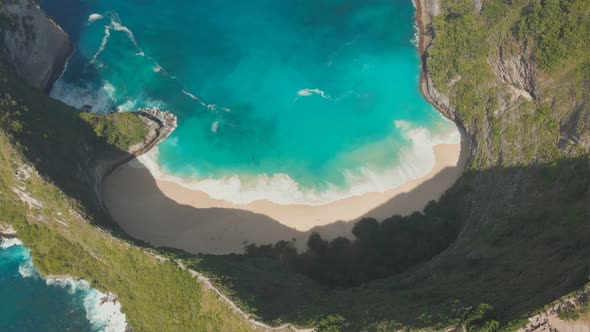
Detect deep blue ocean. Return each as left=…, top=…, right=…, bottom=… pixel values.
left=0, top=238, right=127, bottom=332
left=41, top=0, right=460, bottom=205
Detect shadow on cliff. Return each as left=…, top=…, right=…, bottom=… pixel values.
left=188, top=157, right=590, bottom=329
left=38, top=0, right=90, bottom=43
left=101, top=151, right=468, bottom=255
left=7, top=57, right=590, bottom=328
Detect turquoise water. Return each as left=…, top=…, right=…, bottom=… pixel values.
left=0, top=238, right=127, bottom=332
left=43, top=0, right=459, bottom=204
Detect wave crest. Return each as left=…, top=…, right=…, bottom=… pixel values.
left=18, top=259, right=39, bottom=278
left=48, top=278, right=128, bottom=332
left=0, top=238, right=23, bottom=248
left=136, top=120, right=461, bottom=205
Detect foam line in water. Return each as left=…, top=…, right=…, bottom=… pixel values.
left=89, top=12, right=144, bottom=66
left=135, top=120, right=461, bottom=205
left=109, top=12, right=141, bottom=52
left=59, top=11, right=230, bottom=117
left=181, top=89, right=228, bottom=112
left=90, top=25, right=111, bottom=64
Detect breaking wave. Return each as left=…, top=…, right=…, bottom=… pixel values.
left=48, top=278, right=127, bottom=332
left=1, top=239, right=128, bottom=332
left=0, top=238, right=23, bottom=249
left=50, top=80, right=116, bottom=114
left=135, top=120, right=461, bottom=205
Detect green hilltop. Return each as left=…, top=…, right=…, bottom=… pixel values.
left=1, top=0, right=589, bottom=331
left=0, top=59, right=254, bottom=331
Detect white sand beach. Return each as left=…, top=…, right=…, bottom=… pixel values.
left=103, top=141, right=467, bottom=254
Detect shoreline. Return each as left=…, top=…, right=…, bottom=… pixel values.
left=0, top=237, right=129, bottom=331
left=100, top=1, right=471, bottom=254
left=103, top=141, right=466, bottom=254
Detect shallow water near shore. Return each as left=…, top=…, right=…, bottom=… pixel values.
left=0, top=238, right=127, bottom=332
left=42, top=0, right=460, bottom=205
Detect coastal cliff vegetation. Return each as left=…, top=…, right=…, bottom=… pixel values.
left=0, top=58, right=254, bottom=330
left=185, top=0, right=590, bottom=330
left=1, top=0, right=589, bottom=331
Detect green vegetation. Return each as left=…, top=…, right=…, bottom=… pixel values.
left=0, top=61, right=254, bottom=331
left=518, top=0, right=590, bottom=71
left=185, top=0, right=590, bottom=330
left=80, top=111, right=148, bottom=151
left=1, top=0, right=589, bottom=330
left=0, top=59, right=149, bottom=225
left=243, top=200, right=461, bottom=288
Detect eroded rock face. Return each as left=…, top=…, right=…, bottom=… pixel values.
left=1, top=0, right=71, bottom=91
left=422, top=0, right=441, bottom=20
left=489, top=43, right=537, bottom=102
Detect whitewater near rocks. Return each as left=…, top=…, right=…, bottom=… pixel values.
left=42, top=0, right=462, bottom=207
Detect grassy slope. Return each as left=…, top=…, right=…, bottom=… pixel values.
left=186, top=0, right=590, bottom=330
left=0, top=63, right=253, bottom=331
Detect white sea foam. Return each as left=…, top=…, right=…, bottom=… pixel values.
left=297, top=88, right=331, bottom=99
left=411, top=0, right=420, bottom=48
left=89, top=12, right=143, bottom=66
left=84, top=12, right=229, bottom=117
left=2, top=239, right=128, bottom=331
left=136, top=119, right=461, bottom=205
left=90, top=25, right=111, bottom=64
left=18, top=259, right=38, bottom=278
left=54, top=54, right=72, bottom=84
left=116, top=100, right=137, bottom=112
left=88, top=13, right=104, bottom=24
left=48, top=278, right=127, bottom=332
left=110, top=15, right=140, bottom=51
left=50, top=80, right=115, bottom=114
left=181, top=89, right=226, bottom=112
left=211, top=121, right=220, bottom=134
left=182, top=89, right=206, bottom=105
left=0, top=238, right=23, bottom=248
left=83, top=289, right=128, bottom=332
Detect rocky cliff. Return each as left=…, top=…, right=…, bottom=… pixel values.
left=411, top=0, right=590, bottom=324
left=0, top=0, right=71, bottom=91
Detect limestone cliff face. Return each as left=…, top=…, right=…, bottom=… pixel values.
left=418, top=0, right=587, bottom=166
left=1, top=0, right=71, bottom=92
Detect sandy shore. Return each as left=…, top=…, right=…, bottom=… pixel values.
left=103, top=141, right=467, bottom=254
left=102, top=1, right=469, bottom=255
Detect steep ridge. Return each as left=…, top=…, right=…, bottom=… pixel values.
left=1, top=0, right=589, bottom=330
left=0, top=2, right=273, bottom=331
left=186, top=0, right=590, bottom=329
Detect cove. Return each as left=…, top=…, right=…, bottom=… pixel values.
left=42, top=0, right=460, bottom=205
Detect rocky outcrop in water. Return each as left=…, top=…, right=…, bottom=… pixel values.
left=0, top=0, right=71, bottom=91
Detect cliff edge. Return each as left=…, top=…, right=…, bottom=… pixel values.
left=0, top=0, right=71, bottom=91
